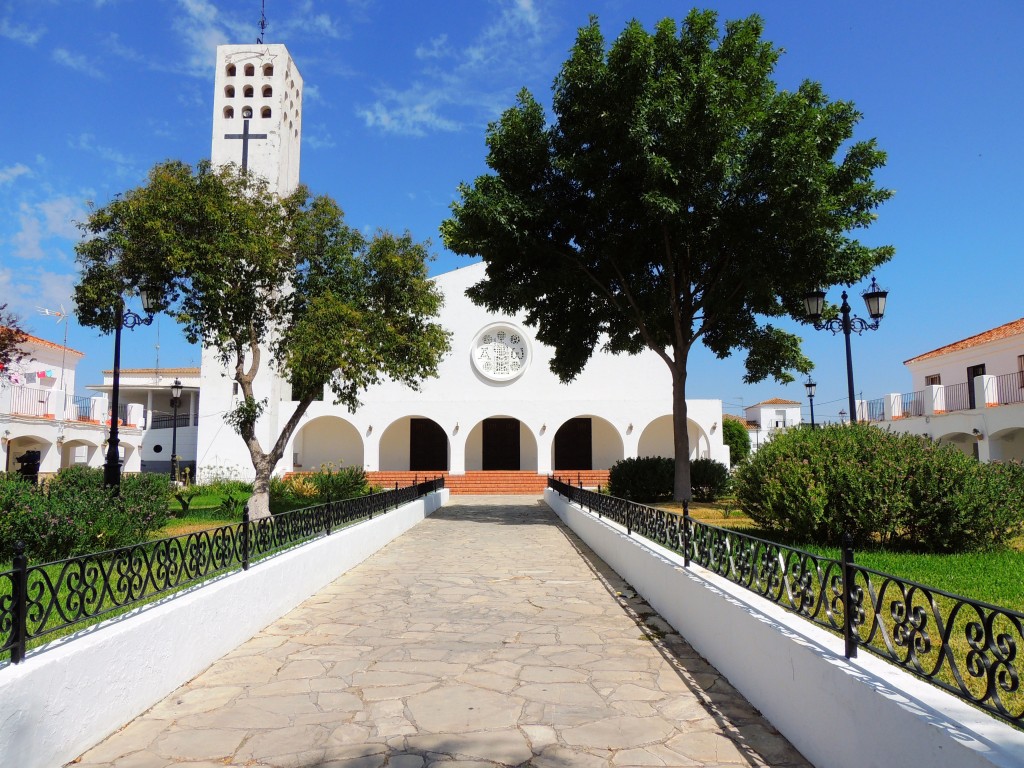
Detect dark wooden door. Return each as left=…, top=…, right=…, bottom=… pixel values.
left=482, top=418, right=520, bottom=470
left=554, top=417, right=592, bottom=470
left=410, top=418, right=448, bottom=471
left=967, top=364, right=986, bottom=409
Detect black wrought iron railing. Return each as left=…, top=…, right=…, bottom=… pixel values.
left=996, top=370, right=1024, bottom=406
left=0, top=477, right=443, bottom=665
left=68, top=394, right=94, bottom=421
left=942, top=381, right=970, bottom=412
left=148, top=412, right=191, bottom=430
left=900, top=390, right=925, bottom=418
left=547, top=477, right=1024, bottom=727
left=865, top=397, right=885, bottom=422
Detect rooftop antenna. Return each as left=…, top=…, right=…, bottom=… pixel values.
left=256, top=0, right=268, bottom=44
left=37, top=305, right=69, bottom=392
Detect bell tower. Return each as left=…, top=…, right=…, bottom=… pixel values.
left=211, top=44, right=302, bottom=195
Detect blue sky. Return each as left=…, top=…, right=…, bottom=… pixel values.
left=1, top=0, right=1022, bottom=423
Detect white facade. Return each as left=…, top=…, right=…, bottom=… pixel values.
left=1, top=332, right=141, bottom=477
left=862, top=317, right=1024, bottom=461
left=742, top=398, right=803, bottom=451
left=88, top=368, right=200, bottom=478
left=196, top=262, right=729, bottom=478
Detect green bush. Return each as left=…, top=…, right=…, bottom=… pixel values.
left=732, top=423, right=1024, bottom=552
left=722, top=418, right=751, bottom=466
left=309, top=463, right=369, bottom=501
left=0, top=467, right=171, bottom=562
left=690, top=458, right=730, bottom=502
left=608, top=456, right=674, bottom=503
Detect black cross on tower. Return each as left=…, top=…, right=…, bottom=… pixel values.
left=224, top=118, right=268, bottom=173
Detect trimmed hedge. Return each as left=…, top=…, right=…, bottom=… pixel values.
left=733, top=423, right=1024, bottom=552
left=608, top=456, right=674, bottom=503
left=0, top=466, right=171, bottom=562
left=690, top=458, right=731, bottom=502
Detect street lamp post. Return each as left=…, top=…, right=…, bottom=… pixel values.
left=104, top=292, right=156, bottom=491
left=803, top=277, right=889, bottom=424
left=805, top=377, right=817, bottom=429
left=169, top=378, right=182, bottom=482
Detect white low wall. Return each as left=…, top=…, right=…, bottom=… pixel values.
left=545, top=489, right=1024, bottom=768
left=0, top=489, right=449, bottom=768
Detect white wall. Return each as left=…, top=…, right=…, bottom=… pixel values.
left=907, top=333, right=1024, bottom=392
left=0, top=489, right=448, bottom=768
left=544, top=490, right=1024, bottom=768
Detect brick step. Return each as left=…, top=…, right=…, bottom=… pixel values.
left=284, top=470, right=609, bottom=495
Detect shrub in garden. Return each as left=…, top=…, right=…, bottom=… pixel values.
left=608, top=456, right=674, bottom=503
left=309, top=463, right=369, bottom=501
left=0, top=467, right=171, bottom=562
left=732, top=423, right=1024, bottom=552
left=721, top=418, right=751, bottom=466
left=690, top=458, right=730, bottom=503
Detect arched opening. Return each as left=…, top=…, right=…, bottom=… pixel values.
left=989, top=427, right=1024, bottom=462
left=262, top=85, right=272, bottom=97
left=60, top=439, right=99, bottom=469
left=244, top=63, right=255, bottom=76
left=241, top=106, right=253, bottom=119
left=464, top=417, right=537, bottom=471
left=552, top=415, right=624, bottom=471
left=935, top=431, right=978, bottom=458
left=4, top=434, right=50, bottom=476
left=378, top=417, right=449, bottom=471
left=224, top=85, right=235, bottom=97
left=226, top=63, right=236, bottom=76
left=292, top=416, right=364, bottom=471
left=638, top=415, right=710, bottom=460
left=261, top=107, right=272, bottom=118
left=263, top=63, right=274, bottom=76
left=223, top=106, right=234, bottom=119
left=243, top=85, right=254, bottom=98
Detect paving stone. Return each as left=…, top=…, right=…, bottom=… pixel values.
left=73, top=498, right=809, bottom=768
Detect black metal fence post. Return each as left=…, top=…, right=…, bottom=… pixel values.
left=842, top=532, right=858, bottom=659
left=682, top=501, right=690, bottom=568
left=241, top=510, right=250, bottom=571
left=11, top=540, right=28, bottom=664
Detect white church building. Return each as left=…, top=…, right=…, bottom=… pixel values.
left=195, top=43, right=728, bottom=490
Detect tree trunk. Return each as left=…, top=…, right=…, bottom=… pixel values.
left=672, top=365, right=693, bottom=502
left=247, top=455, right=274, bottom=520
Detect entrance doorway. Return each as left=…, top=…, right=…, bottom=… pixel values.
left=482, top=418, right=520, bottom=470
left=554, top=417, right=592, bottom=470
left=409, top=418, right=448, bottom=471
left=967, top=364, right=986, bottom=409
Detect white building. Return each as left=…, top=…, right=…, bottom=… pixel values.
left=861, top=317, right=1024, bottom=461
left=194, top=43, right=728, bottom=491
left=1, top=331, right=143, bottom=478
left=88, top=368, right=200, bottom=478
left=740, top=398, right=803, bottom=451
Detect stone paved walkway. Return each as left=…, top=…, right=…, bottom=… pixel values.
left=72, top=497, right=811, bottom=768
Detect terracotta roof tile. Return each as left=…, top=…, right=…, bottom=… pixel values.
left=904, top=317, right=1024, bottom=365
left=3, top=327, right=85, bottom=357
left=751, top=398, right=801, bottom=406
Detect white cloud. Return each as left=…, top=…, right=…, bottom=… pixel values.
left=0, top=265, right=76, bottom=325
left=9, top=196, right=86, bottom=261
left=304, top=125, right=336, bottom=149
left=357, top=0, right=552, bottom=137
left=0, top=16, right=44, bottom=46
left=70, top=134, right=135, bottom=177
left=53, top=48, right=105, bottom=79
left=0, top=164, right=30, bottom=185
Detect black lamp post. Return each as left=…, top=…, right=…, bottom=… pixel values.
left=169, top=378, right=182, bottom=482
left=104, top=291, right=156, bottom=491
left=805, top=377, right=817, bottom=429
left=803, top=277, right=889, bottom=425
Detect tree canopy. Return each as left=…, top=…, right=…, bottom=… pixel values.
left=442, top=10, right=893, bottom=499
left=721, top=417, right=751, bottom=466
left=75, top=160, right=450, bottom=515
left=0, top=305, right=27, bottom=381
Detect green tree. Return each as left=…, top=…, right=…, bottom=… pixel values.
left=441, top=11, right=893, bottom=500
left=75, top=160, right=450, bottom=517
left=0, top=304, right=27, bottom=380
left=721, top=417, right=751, bottom=466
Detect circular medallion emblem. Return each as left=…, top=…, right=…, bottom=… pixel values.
left=470, top=322, right=531, bottom=382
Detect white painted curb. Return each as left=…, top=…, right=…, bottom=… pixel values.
left=0, top=489, right=449, bottom=768
left=545, top=489, right=1024, bottom=768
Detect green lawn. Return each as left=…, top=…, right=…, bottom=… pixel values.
left=657, top=499, right=1024, bottom=612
